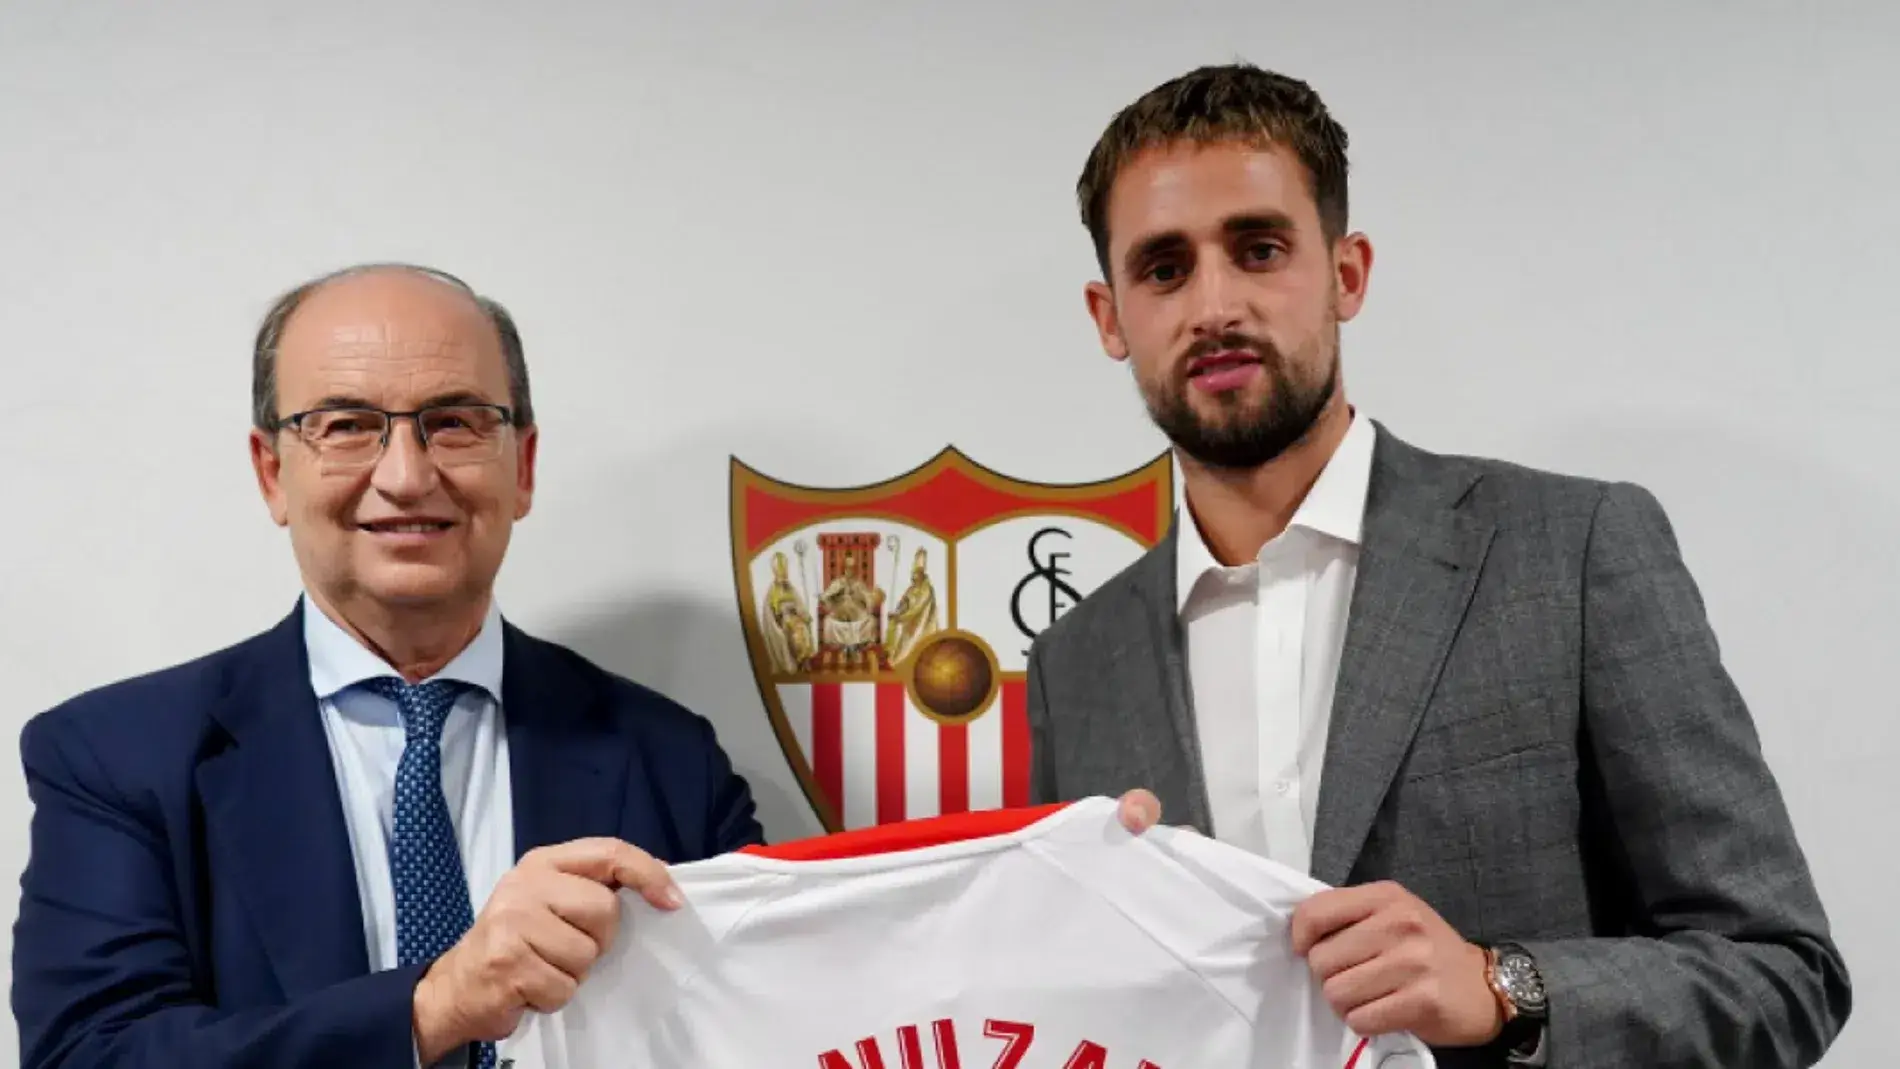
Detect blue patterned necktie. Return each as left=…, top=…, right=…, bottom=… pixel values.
left=364, top=676, right=496, bottom=1069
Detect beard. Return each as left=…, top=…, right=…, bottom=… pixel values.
left=1135, top=324, right=1340, bottom=471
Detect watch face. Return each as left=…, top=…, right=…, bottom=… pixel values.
left=1497, top=951, right=1547, bottom=1012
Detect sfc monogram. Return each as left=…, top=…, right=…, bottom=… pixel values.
left=730, top=447, right=1173, bottom=832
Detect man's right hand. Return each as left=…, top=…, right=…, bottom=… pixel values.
left=410, top=838, right=683, bottom=1064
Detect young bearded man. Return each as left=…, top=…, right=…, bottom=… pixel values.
left=1026, top=63, right=1850, bottom=1068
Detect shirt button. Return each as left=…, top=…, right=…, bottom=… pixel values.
left=1274, top=779, right=1292, bottom=795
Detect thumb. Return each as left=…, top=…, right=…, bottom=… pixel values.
left=1117, top=788, right=1163, bottom=834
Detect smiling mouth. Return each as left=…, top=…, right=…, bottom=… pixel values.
left=358, top=520, right=454, bottom=533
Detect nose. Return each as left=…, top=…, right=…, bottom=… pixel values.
left=369, top=417, right=441, bottom=501
left=1186, top=255, right=1245, bottom=338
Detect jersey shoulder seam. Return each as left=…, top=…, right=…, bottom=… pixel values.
left=663, top=870, right=804, bottom=1010
left=1024, top=838, right=1266, bottom=1026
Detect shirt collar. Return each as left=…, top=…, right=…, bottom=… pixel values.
left=1174, top=409, right=1377, bottom=613
left=303, top=594, right=506, bottom=702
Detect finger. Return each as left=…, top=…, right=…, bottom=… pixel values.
left=1302, top=912, right=1391, bottom=981
left=519, top=906, right=602, bottom=980
left=1317, top=946, right=1409, bottom=1018
left=1290, top=884, right=1397, bottom=955
left=537, top=871, right=623, bottom=950
left=1342, top=986, right=1427, bottom=1042
left=481, top=870, right=618, bottom=955
left=523, top=837, right=645, bottom=880
left=511, top=948, right=582, bottom=1014
left=1117, top=789, right=1162, bottom=834
left=526, top=838, right=683, bottom=909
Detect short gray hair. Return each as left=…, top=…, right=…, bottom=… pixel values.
left=250, top=262, right=533, bottom=433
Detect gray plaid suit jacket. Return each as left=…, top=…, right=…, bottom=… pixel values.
left=1025, top=421, right=1850, bottom=1068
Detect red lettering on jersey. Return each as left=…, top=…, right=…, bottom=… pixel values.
left=933, top=1020, right=963, bottom=1069
left=1061, top=1041, right=1106, bottom=1069
left=982, top=1020, right=1035, bottom=1069
left=898, top=1022, right=964, bottom=1069
left=820, top=1019, right=1163, bottom=1069
left=898, top=1025, right=924, bottom=1069
left=823, top=1021, right=967, bottom=1069
left=816, top=1038, right=891, bottom=1069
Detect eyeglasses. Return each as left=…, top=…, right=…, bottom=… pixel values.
left=274, top=403, right=516, bottom=471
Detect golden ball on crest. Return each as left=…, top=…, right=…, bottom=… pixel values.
left=907, top=634, right=995, bottom=722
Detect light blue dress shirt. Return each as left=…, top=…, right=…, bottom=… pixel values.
left=303, top=596, right=516, bottom=1066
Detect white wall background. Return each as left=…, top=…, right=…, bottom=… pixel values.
left=1, top=1, right=1893, bottom=1065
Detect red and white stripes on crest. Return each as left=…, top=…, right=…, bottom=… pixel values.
left=777, top=680, right=1031, bottom=830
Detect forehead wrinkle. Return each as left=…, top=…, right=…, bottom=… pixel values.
left=319, top=338, right=472, bottom=367
left=297, top=337, right=498, bottom=413
left=323, top=316, right=477, bottom=352
left=316, top=317, right=487, bottom=370
left=276, top=275, right=509, bottom=413
left=313, top=353, right=484, bottom=393
left=299, top=373, right=499, bottom=417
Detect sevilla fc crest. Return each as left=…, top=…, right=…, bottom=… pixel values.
left=730, top=447, right=1173, bottom=832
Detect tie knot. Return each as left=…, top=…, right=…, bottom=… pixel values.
left=362, top=677, right=468, bottom=743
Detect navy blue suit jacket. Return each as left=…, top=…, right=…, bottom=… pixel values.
left=10, top=603, right=764, bottom=1069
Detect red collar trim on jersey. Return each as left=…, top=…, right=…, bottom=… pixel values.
left=739, top=802, right=1073, bottom=861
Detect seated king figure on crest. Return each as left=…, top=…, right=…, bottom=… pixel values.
left=819, top=551, right=883, bottom=652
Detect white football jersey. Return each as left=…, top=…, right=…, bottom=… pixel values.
left=501, top=796, right=1434, bottom=1069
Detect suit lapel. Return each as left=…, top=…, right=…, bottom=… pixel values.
left=502, top=626, right=629, bottom=857
left=198, top=603, right=369, bottom=997
left=1127, top=520, right=1215, bottom=834
left=1309, top=428, right=1494, bottom=886
left=195, top=609, right=635, bottom=995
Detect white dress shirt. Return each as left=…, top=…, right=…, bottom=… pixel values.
left=1176, top=411, right=1375, bottom=875
left=303, top=597, right=517, bottom=974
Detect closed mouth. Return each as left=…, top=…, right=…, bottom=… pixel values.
left=357, top=520, right=455, bottom=533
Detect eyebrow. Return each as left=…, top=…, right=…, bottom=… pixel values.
left=417, top=390, right=499, bottom=409
left=1121, top=212, right=1300, bottom=276
left=299, top=389, right=499, bottom=412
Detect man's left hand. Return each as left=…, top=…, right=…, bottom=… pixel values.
left=1291, top=881, right=1504, bottom=1047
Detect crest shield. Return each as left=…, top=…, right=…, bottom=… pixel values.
left=730, top=447, right=1173, bottom=832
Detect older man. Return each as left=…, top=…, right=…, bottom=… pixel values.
left=11, top=264, right=763, bottom=1069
